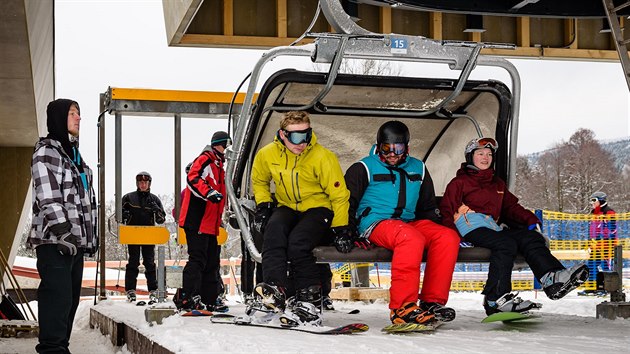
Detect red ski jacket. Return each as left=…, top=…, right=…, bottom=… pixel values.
left=440, top=164, right=539, bottom=232
left=179, top=147, right=226, bottom=235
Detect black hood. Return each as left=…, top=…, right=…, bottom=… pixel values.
left=46, top=98, right=79, bottom=159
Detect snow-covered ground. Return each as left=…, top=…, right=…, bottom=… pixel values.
left=2, top=290, right=629, bottom=353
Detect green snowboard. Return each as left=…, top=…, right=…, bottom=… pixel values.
left=481, top=312, right=540, bottom=323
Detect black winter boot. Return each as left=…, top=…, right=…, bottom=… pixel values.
left=295, top=285, right=322, bottom=307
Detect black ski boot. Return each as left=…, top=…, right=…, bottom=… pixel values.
left=283, top=285, right=324, bottom=326
left=295, top=285, right=322, bottom=309
left=126, top=290, right=136, bottom=302
left=322, top=296, right=335, bottom=311
left=541, top=264, right=589, bottom=300
left=175, top=291, right=206, bottom=312
left=419, top=301, right=456, bottom=322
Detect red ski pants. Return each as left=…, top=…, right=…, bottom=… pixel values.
left=369, top=219, right=460, bottom=309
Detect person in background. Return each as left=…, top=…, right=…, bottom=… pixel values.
left=440, top=137, right=589, bottom=316
left=582, top=191, right=617, bottom=295
left=121, top=171, right=166, bottom=303
left=27, top=99, right=98, bottom=353
left=176, top=131, right=231, bottom=313
left=343, top=120, right=459, bottom=325
left=250, top=111, right=350, bottom=324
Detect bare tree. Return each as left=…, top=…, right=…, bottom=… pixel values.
left=313, top=58, right=403, bottom=76
left=515, top=128, right=623, bottom=213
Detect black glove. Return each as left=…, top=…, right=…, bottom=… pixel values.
left=332, top=226, right=357, bottom=253
left=57, top=232, right=79, bottom=256
left=50, top=221, right=78, bottom=256
left=121, top=208, right=131, bottom=224
left=207, top=189, right=223, bottom=203
left=254, top=202, right=274, bottom=234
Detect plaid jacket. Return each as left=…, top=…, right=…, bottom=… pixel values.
left=27, top=138, right=98, bottom=255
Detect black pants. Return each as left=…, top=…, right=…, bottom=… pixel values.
left=262, top=206, right=333, bottom=290
left=464, top=227, right=564, bottom=301
left=125, top=244, right=157, bottom=292
left=35, top=245, right=84, bottom=354
left=182, top=228, right=220, bottom=305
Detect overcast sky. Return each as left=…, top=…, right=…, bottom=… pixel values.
left=55, top=0, right=630, bottom=198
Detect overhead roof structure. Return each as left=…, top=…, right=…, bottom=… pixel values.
left=0, top=0, right=54, bottom=271
left=162, top=0, right=629, bottom=62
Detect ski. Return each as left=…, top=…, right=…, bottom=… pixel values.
left=481, top=311, right=540, bottom=323
left=381, top=321, right=443, bottom=334
left=210, top=313, right=368, bottom=335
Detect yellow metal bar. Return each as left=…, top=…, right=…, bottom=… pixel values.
left=110, top=88, right=254, bottom=104
left=177, top=227, right=227, bottom=245
left=119, top=225, right=170, bottom=245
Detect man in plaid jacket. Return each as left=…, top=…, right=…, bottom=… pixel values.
left=27, top=98, right=98, bottom=353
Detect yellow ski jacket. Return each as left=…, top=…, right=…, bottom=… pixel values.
left=251, top=132, right=350, bottom=227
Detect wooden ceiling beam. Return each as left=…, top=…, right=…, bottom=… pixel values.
left=277, top=0, right=287, bottom=38
left=429, top=12, right=442, bottom=40
left=380, top=6, right=391, bottom=34
left=223, top=0, right=233, bottom=36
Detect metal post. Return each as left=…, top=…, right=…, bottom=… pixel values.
left=98, top=93, right=107, bottom=300
left=174, top=114, right=181, bottom=220
left=157, top=245, right=165, bottom=302
left=115, top=113, right=122, bottom=221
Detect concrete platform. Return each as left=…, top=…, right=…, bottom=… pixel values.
left=90, top=305, right=176, bottom=354
left=596, top=301, right=630, bottom=319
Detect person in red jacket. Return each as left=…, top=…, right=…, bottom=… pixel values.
left=584, top=191, right=617, bottom=293
left=176, top=131, right=230, bottom=312
left=440, top=137, right=589, bottom=315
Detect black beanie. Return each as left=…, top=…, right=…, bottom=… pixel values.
left=46, top=98, right=79, bottom=159
left=211, top=131, right=230, bottom=146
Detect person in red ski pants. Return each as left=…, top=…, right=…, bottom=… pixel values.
left=341, top=120, right=460, bottom=325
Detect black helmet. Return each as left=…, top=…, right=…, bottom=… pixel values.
left=377, top=121, right=410, bottom=145
left=211, top=131, right=231, bottom=147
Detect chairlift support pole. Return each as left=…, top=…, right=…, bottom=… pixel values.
left=602, top=0, right=630, bottom=91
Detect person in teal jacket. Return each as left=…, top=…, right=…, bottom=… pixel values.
left=344, top=121, right=460, bottom=325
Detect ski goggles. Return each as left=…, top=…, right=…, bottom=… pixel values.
left=379, top=143, right=407, bottom=156
left=282, top=128, right=312, bottom=145
left=590, top=198, right=599, bottom=203
left=212, top=138, right=232, bottom=149
left=136, top=175, right=151, bottom=182
left=465, top=137, right=498, bottom=154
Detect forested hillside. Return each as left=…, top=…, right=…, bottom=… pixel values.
left=515, top=128, right=629, bottom=212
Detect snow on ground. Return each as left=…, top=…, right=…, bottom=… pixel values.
left=1, top=290, right=629, bottom=353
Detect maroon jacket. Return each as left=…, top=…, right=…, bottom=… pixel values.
left=440, top=164, right=539, bottom=232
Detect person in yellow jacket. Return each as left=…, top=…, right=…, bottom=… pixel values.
left=250, top=111, right=353, bottom=324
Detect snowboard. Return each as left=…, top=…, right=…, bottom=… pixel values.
left=182, top=309, right=214, bottom=317
left=381, top=321, right=443, bottom=334
left=210, top=313, right=369, bottom=335
left=481, top=311, right=540, bottom=323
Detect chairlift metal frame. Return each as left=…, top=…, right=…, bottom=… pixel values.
left=225, top=0, right=522, bottom=263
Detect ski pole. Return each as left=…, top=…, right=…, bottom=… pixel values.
left=229, top=261, right=242, bottom=298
